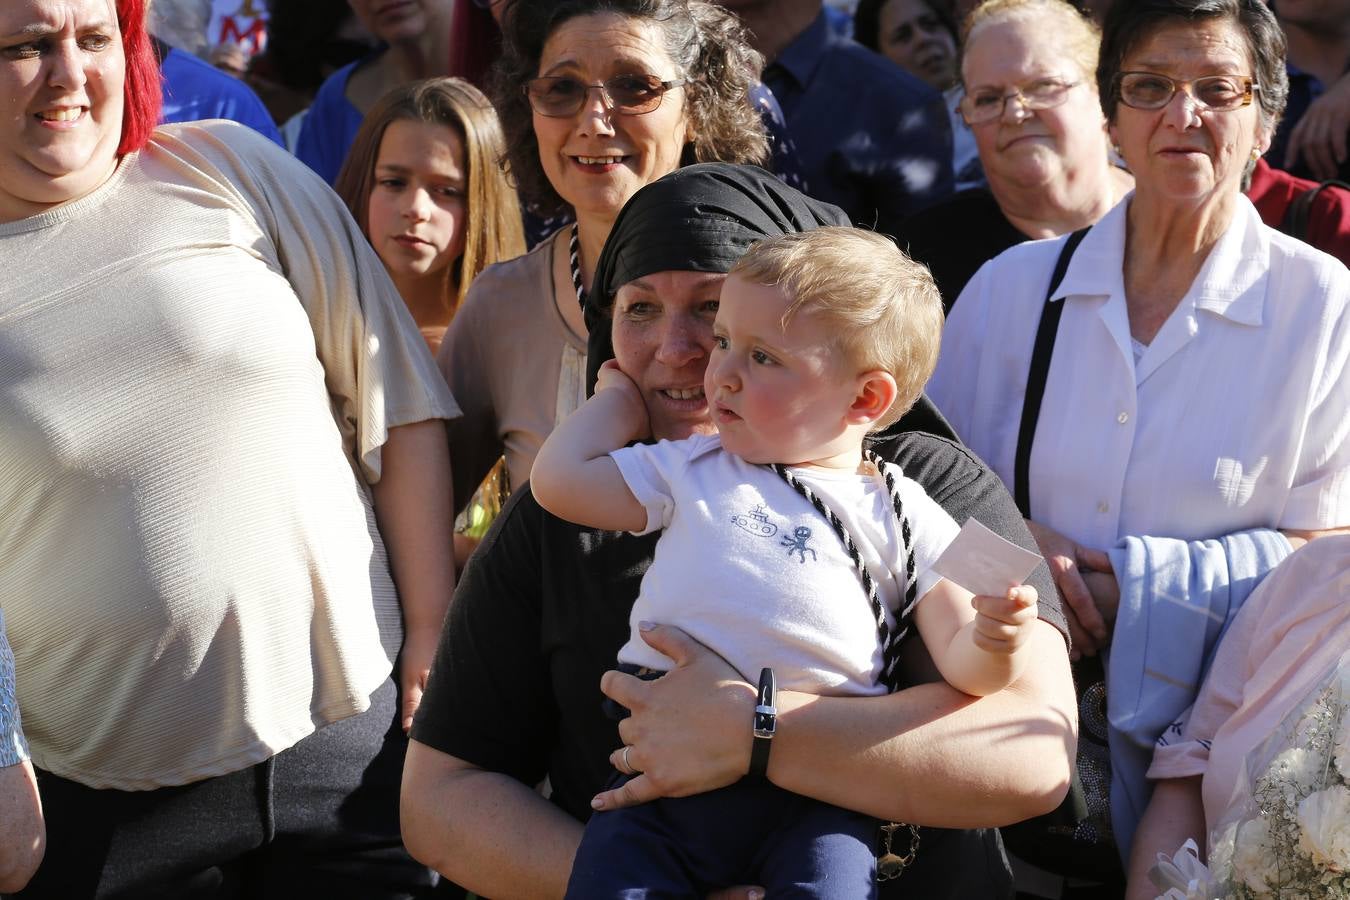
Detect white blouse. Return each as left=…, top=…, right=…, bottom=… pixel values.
left=927, top=194, right=1350, bottom=550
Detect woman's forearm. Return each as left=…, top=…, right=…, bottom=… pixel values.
left=371, top=420, right=456, bottom=638
left=401, top=741, right=581, bottom=900
left=0, top=616, right=40, bottom=892
left=371, top=420, right=456, bottom=728
left=1124, top=777, right=1205, bottom=900
left=0, top=760, right=44, bottom=893
left=768, top=621, right=1076, bottom=826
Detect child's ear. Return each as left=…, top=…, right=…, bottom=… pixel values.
left=847, top=371, right=898, bottom=426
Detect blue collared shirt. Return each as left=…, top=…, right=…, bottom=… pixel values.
left=764, top=11, right=954, bottom=231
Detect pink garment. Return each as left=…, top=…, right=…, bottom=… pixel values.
left=1146, top=536, right=1350, bottom=826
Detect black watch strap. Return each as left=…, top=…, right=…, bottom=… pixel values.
left=749, top=667, right=776, bottom=779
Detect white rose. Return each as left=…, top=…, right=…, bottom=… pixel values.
left=1233, top=817, right=1281, bottom=896
left=1297, top=785, right=1350, bottom=873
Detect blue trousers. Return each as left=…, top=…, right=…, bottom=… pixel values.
left=565, top=775, right=878, bottom=899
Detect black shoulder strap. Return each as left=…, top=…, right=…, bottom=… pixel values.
left=1013, top=227, right=1090, bottom=518
left=1282, top=179, right=1350, bottom=242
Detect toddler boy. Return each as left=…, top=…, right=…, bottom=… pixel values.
left=532, top=227, right=1039, bottom=899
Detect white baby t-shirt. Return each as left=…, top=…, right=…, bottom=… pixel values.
left=610, top=433, right=959, bottom=696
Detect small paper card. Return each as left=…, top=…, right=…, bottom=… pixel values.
left=931, top=518, right=1044, bottom=597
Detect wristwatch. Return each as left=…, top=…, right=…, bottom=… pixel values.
left=749, top=667, right=776, bottom=778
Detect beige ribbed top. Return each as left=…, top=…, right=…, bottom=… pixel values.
left=438, top=230, right=590, bottom=513
left=0, top=121, right=459, bottom=790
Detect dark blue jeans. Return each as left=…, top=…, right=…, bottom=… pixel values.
left=565, top=775, right=878, bottom=899
left=8, top=677, right=437, bottom=900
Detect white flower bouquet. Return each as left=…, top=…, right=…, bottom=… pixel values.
left=1204, top=654, right=1350, bottom=898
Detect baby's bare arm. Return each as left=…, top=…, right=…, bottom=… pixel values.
left=915, top=580, right=1039, bottom=696
left=531, top=361, right=649, bottom=533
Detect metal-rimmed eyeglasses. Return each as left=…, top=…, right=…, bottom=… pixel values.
left=958, top=78, right=1081, bottom=125
left=523, top=75, right=686, bottom=118
left=1116, top=72, right=1257, bottom=112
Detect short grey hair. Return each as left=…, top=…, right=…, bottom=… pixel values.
left=1097, top=0, right=1288, bottom=137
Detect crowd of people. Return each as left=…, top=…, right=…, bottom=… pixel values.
left=0, top=1, right=1347, bottom=899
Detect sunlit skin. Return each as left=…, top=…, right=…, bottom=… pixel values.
left=877, top=0, right=957, bottom=90
left=1108, top=17, right=1268, bottom=216
left=610, top=270, right=724, bottom=443
left=532, top=13, right=691, bottom=236
left=706, top=275, right=889, bottom=470
left=0, top=0, right=124, bottom=222
left=366, top=119, right=467, bottom=329
left=961, top=15, right=1105, bottom=199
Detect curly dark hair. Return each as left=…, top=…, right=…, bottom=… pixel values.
left=492, top=0, right=769, bottom=216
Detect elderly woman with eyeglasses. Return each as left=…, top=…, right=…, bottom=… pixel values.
left=928, top=0, right=1349, bottom=889
left=898, top=0, right=1133, bottom=308
left=437, top=0, right=768, bottom=523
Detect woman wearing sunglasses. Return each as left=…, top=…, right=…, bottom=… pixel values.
left=928, top=0, right=1349, bottom=892
left=437, top=0, right=767, bottom=524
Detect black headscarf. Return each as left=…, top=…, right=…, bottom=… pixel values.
left=584, top=163, right=850, bottom=392
left=583, top=162, right=957, bottom=440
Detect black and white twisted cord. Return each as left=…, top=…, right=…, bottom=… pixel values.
left=769, top=448, right=918, bottom=693
left=568, top=223, right=586, bottom=312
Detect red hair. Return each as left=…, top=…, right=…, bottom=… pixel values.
left=116, top=0, right=162, bottom=155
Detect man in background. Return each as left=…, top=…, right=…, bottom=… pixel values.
left=719, top=0, right=955, bottom=232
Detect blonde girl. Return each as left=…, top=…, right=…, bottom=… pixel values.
left=338, top=77, right=525, bottom=562
left=337, top=77, right=525, bottom=354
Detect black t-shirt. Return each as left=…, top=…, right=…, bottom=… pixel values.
left=895, top=189, right=1028, bottom=314
left=412, top=430, right=1067, bottom=899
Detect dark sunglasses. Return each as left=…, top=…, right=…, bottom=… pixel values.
left=523, top=74, right=686, bottom=117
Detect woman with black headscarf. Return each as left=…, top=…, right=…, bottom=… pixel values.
left=402, top=164, right=1077, bottom=900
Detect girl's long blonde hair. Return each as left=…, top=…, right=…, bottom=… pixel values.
left=336, top=77, right=526, bottom=316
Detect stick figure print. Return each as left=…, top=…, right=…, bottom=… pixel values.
left=781, top=526, right=817, bottom=563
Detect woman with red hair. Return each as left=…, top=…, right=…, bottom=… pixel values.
left=0, top=0, right=458, bottom=895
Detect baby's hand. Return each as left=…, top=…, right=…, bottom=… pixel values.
left=596, top=358, right=639, bottom=395
left=595, top=359, right=650, bottom=435
left=970, top=586, right=1038, bottom=655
